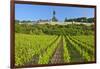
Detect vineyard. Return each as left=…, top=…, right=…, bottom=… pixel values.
left=14, top=4, right=96, bottom=67
left=15, top=33, right=95, bottom=66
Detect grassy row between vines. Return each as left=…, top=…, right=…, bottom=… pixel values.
left=15, top=33, right=94, bottom=66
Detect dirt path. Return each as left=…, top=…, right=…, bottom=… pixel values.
left=24, top=54, right=39, bottom=66
left=50, top=36, right=64, bottom=64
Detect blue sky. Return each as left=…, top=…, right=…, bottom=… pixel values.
left=15, top=4, right=94, bottom=21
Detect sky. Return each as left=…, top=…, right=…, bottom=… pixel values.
left=15, top=4, right=95, bottom=21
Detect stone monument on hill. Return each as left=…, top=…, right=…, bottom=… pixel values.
left=51, top=10, right=58, bottom=22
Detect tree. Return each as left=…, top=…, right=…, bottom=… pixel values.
left=15, top=20, right=20, bottom=23
left=88, top=18, right=94, bottom=23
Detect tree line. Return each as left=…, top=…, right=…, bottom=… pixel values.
left=15, top=17, right=94, bottom=23
left=64, top=17, right=94, bottom=23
